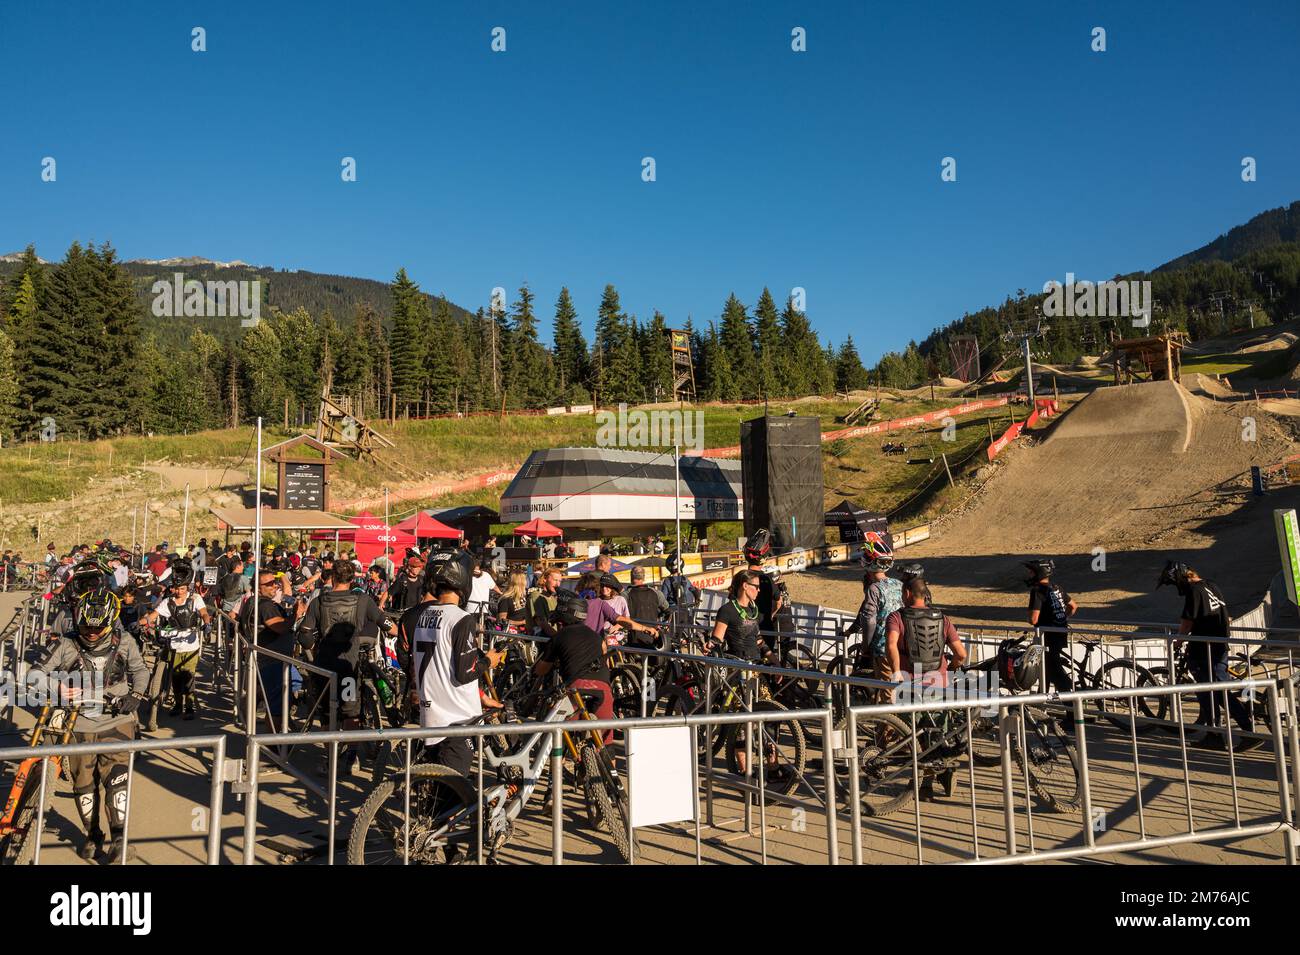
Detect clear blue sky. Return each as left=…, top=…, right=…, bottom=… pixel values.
left=2, top=1, right=1297, bottom=362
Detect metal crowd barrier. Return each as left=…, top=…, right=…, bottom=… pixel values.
left=231, top=618, right=1299, bottom=866
left=0, top=732, right=228, bottom=864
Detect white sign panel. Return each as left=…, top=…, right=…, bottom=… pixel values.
left=627, top=725, right=696, bottom=829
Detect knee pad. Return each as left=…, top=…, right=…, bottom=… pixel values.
left=104, top=764, right=130, bottom=830
left=73, top=786, right=100, bottom=830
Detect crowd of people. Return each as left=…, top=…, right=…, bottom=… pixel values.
left=13, top=521, right=1267, bottom=862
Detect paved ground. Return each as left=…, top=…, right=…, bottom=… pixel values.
left=1, top=583, right=1291, bottom=866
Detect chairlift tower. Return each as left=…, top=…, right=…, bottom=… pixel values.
left=668, top=328, right=696, bottom=402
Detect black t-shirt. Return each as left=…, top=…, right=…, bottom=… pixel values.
left=239, top=595, right=292, bottom=655
left=390, top=571, right=424, bottom=613
left=1028, top=582, right=1072, bottom=629
left=1182, top=579, right=1230, bottom=639
left=715, top=599, right=762, bottom=661
left=542, top=623, right=610, bottom=685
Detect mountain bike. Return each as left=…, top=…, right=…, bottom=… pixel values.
left=346, top=685, right=630, bottom=864
left=840, top=666, right=1081, bottom=816
left=652, top=646, right=808, bottom=796
left=1139, top=641, right=1280, bottom=739
left=0, top=704, right=80, bottom=865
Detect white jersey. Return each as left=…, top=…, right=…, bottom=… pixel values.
left=411, top=602, right=481, bottom=743
left=154, top=594, right=206, bottom=652
left=466, top=573, right=494, bottom=615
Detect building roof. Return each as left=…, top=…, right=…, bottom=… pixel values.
left=209, top=506, right=356, bottom=532
left=498, top=447, right=743, bottom=534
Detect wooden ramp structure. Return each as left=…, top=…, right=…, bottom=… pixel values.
left=314, top=393, right=396, bottom=463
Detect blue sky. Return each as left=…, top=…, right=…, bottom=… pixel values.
left=2, top=1, right=1297, bottom=361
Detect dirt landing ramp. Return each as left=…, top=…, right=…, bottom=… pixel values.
left=917, top=379, right=1278, bottom=555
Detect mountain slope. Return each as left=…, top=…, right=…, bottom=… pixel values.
left=1155, top=201, right=1300, bottom=272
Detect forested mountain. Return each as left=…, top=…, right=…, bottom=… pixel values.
left=872, top=203, right=1300, bottom=388
left=0, top=200, right=1297, bottom=443
left=1156, top=201, right=1300, bottom=273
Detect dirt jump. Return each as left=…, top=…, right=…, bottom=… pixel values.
left=794, top=379, right=1300, bottom=625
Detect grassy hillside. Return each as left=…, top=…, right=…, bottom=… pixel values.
left=0, top=392, right=1027, bottom=551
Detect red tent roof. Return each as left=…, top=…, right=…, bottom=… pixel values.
left=353, top=523, right=417, bottom=566
left=395, top=511, right=461, bottom=539
left=513, top=517, right=563, bottom=538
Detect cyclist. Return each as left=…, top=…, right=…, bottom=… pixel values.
left=744, top=528, right=794, bottom=656
left=844, top=543, right=903, bottom=700
left=388, top=552, right=426, bottom=613
left=883, top=577, right=967, bottom=690
left=707, top=570, right=771, bottom=664
left=527, top=567, right=565, bottom=638
left=142, top=563, right=211, bottom=720
left=660, top=551, right=700, bottom=635
left=1158, top=560, right=1259, bottom=750
left=1024, top=558, right=1078, bottom=694
left=883, top=577, right=967, bottom=798
left=534, top=592, right=615, bottom=734
left=29, top=587, right=149, bottom=861
left=495, top=566, right=531, bottom=632
left=625, top=565, right=669, bottom=633
left=405, top=552, right=505, bottom=774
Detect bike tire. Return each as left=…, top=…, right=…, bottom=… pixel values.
left=1, top=763, right=51, bottom=866
left=346, top=763, right=479, bottom=865
left=580, top=744, right=631, bottom=862
left=837, top=711, right=916, bottom=817
left=1021, top=706, right=1082, bottom=813
left=1092, top=660, right=1160, bottom=732
left=608, top=665, right=643, bottom=720
left=724, top=699, right=807, bottom=797
left=1144, top=666, right=1196, bottom=734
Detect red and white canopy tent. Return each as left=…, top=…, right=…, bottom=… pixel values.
left=353, top=522, right=417, bottom=567
left=513, top=517, right=564, bottom=539
left=395, top=511, right=462, bottom=540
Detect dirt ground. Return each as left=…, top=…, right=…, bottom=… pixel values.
left=790, top=380, right=1300, bottom=626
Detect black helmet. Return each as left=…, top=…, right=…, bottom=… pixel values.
left=743, top=528, right=772, bottom=564
left=170, top=561, right=195, bottom=588
left=67, top=561, right=106, bottom=601
left=897, top=562, right=926, bottom=583
left=74, top=586, right=121, bottom=649
left=997, top=640, right=1043, bottom=693
left=553, top=591, right=588, bottom=627
left=665, top=551, right=682, bottom=574
left=425, top=551, right=471, bottom=608
left=599, top=572, right=623, bottom=593
left=1023, top=558, right=1054, bottom=585
left=1157, top=560, right=1192, bottom=594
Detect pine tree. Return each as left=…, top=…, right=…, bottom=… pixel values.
left=641, top=311, right=675, bottom=402
left=717, top=294, right=757, bottom=399
left=27, top=242, right=92, bottom=434
left=388, top=268, right=425, bottom=405
left=240, top=320, right=287, bottom=422
left=0, top=328, right=19, bottom=442
left=836, top=336, right=870, bottom=392
left=92, top=243, right=143, bottom=434
left=552, top=287, right=587, bottom=398
left=753, top=288, right=782, bottom=398
left=593, top=284, right=640, bottom=405
left=426, top=297, right=457, bottom=412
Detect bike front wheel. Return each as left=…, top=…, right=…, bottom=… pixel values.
left=723, top=699, right=807, bottom=796
left=838, top=711, right=916, bottom=817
